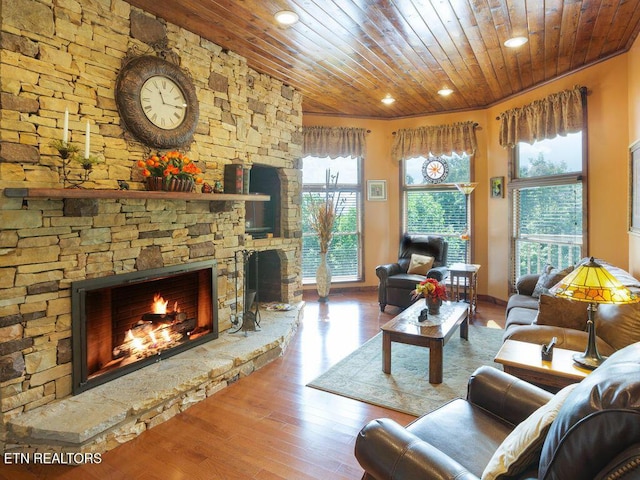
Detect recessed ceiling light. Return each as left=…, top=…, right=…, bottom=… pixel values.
left=504, top=36, right=528, bottom=48
left=381, top=95, right=395, bottom=105
left=438, top=88, right=454, bottom=96
left=274, top=10, right=299, bottom=25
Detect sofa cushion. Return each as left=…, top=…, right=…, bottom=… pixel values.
left=506, top=294, right=539, bottom=319
left=534, top=294, right=588, bottom=332
left=505, top=306, right=538, bottom=329
left=481, top=383, right=578, bottom=480
left=407, top=254, right=434, bottom=275
left=532, top=265, right=574, bottom=298
left=503, top=324, right=616, bottom=356
left=596, top=303, right=640, bottom=351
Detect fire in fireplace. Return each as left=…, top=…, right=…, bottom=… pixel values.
left=71, top=261, right=218, bottom=394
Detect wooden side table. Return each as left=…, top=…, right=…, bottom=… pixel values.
left=447, top=263, right=480, bottom=315
left=494, top=339, right=590, bottom=391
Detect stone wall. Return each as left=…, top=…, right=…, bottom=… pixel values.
left=0, top=0, right=303, bottom=448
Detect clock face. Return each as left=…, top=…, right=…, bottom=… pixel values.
left=422, top=157, right=449, bottom=183
left=115, top=56, right=199, bottom=149
left=140, top=76, right=187, bottom=130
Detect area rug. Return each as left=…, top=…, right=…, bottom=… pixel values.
left=307, top=326, right=504, bottom=416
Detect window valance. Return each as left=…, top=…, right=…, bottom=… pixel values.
left=498, top=85, right=586, bottom=148
left=302, top=126, right=367, bottom=159
left=391, top=121, right=478, bottom=162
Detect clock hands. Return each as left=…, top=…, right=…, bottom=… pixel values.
left=158, top=91, right=187, bottom=109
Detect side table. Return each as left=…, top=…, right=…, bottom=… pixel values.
left=447, top=263, right=480, bottom=315
left=494, top=339, right=590, bottom=391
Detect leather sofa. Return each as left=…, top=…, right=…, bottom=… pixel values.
left=503, top=259, right=640, bottom=355
left=355, top=342, right=640, bottom=479
left=375, top=234, right=448, bottom=312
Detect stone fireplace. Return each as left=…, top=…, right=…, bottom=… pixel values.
left=72, top=261, right=218, bottom=394
left=0, top=0, right=304, bottom=455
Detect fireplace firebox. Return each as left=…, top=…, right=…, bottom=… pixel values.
left=71, top=261, right=218, bottom=394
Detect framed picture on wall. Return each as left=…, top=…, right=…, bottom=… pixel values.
left=490, top=176, right=504, bottom=198
left=367, top=180, right=387, bottom=201
left=630, top=140, right=640, bottom=234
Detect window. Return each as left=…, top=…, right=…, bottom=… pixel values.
left=302, top=156, right=362, bottom=283
left=403, top=153, right=471, bottom=264
left=510, top=132, right=586, bottom=285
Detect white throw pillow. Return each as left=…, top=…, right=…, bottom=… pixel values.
left=407, top=254, right=435, bottom=275
left=481, top=383, right=578, bottom=480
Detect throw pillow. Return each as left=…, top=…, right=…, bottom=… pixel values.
left=534, top=294, right=588, bottom=331
left=595, top=302, right=640, bottom=351
left=532, top=265, right=574, bottom=298
left=407, top=254, right=435, bottom=275
left=481, top=383, right=578, bottom=480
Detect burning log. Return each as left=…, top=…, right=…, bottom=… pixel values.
left=112, top=315, right=197, bottom=360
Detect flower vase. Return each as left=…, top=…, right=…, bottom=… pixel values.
left=316, top=252, right=332, bottom=302
left=146, top=176, right=164, bottom=191
left=166, top=177, right=194, bottom=192
left=427, top=297, right=442, bottom=315
left=146, top=177, right=195, bottom=192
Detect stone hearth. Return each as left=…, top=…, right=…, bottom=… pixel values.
left=5, top=303, right=303, bottom=455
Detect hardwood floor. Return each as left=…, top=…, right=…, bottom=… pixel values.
left=2, top=290, right=506, bottom=480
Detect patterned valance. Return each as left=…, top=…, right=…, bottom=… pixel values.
left=302, top=126, right=367, bottom=159
left=391, top=121, right=478, bottom=162
left=498, top=85, right=586, bottom=148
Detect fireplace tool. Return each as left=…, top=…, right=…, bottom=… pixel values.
left=232, top=249, right=261, bottom=335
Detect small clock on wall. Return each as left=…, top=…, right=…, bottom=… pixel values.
left=422, top=156, right=449, bottom=184
left=115, top=55, right=199, bottom=149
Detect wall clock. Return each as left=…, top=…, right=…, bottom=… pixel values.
left=422, top=156, right=449, bottom=184
left=115, top=56, right=199, bottom=149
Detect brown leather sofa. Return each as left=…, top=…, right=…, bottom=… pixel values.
left=375, top=234, right=448, bottom=312
left=355, top=342, right=640, bottom=479
left=504, top=260, right=640, bottom=354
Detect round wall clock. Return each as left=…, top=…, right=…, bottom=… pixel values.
left=115, top=56, right=199, bottom=149
left=422, top=156, right=449, bottom=183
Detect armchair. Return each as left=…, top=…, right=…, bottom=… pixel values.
left=376, top=234, right=448, bottom=312
left=355, top=342, right=640, bottom=480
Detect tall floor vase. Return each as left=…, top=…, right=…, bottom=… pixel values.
left=316, top=252, right=332, bottom=302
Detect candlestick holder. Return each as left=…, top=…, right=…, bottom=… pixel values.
left=50, top=140, right=99, bottom=188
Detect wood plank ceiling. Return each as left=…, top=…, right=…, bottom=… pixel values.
left=125, top=0, right=640, bottom=118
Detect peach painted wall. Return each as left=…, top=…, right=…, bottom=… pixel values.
left=485, top=54, right=632, bottom=300
left=628, top=38, right=640, bottom=278
left=304, top=48, right=636, bottom=301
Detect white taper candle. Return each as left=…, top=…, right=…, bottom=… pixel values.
left=63, top=108, right=69, bottom=143
left=84, top=121, right=90, bottom=159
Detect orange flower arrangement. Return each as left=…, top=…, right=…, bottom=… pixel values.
left=137, top=151, right=203, bottom=185
left=411, top=277, right=447, bottom=301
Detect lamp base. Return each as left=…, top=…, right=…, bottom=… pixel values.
left=573, top=303, right=606, bottom=370
left=572, top=351, right=606, bottom=370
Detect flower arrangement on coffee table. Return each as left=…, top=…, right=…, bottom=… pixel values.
left=138, top=151, right=203, bottom=192
left=411, top=277, right=447, bottom=314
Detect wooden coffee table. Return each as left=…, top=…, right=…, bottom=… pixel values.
left=381, top=301, right=469, bottom=384
left=494, top=339, right=591, bottom=391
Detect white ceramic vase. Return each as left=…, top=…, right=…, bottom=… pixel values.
left=316, top=252, right=332, bottom=302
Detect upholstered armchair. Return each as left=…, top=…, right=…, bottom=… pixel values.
left=355, top=342, right=640, bottom=480
left=376, top=234, right=448, bottom=312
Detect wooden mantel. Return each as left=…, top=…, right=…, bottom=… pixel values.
left=3, top=188, right=270, bottom=202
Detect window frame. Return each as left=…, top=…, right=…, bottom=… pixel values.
left=400, top=154, right=475, bottom=265
left=301, top=156, right=364, bottom=284
left=508, top=131, right=589, bottom=289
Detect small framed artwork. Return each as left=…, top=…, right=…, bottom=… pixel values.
left=630, top=140, right=640, bottom=234
left=367, top=180, right=387, bottom=201
left=490, top=176, right=504, bottom=198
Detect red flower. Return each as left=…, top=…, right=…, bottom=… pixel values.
left=411, top=277, right=447, bottom=301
